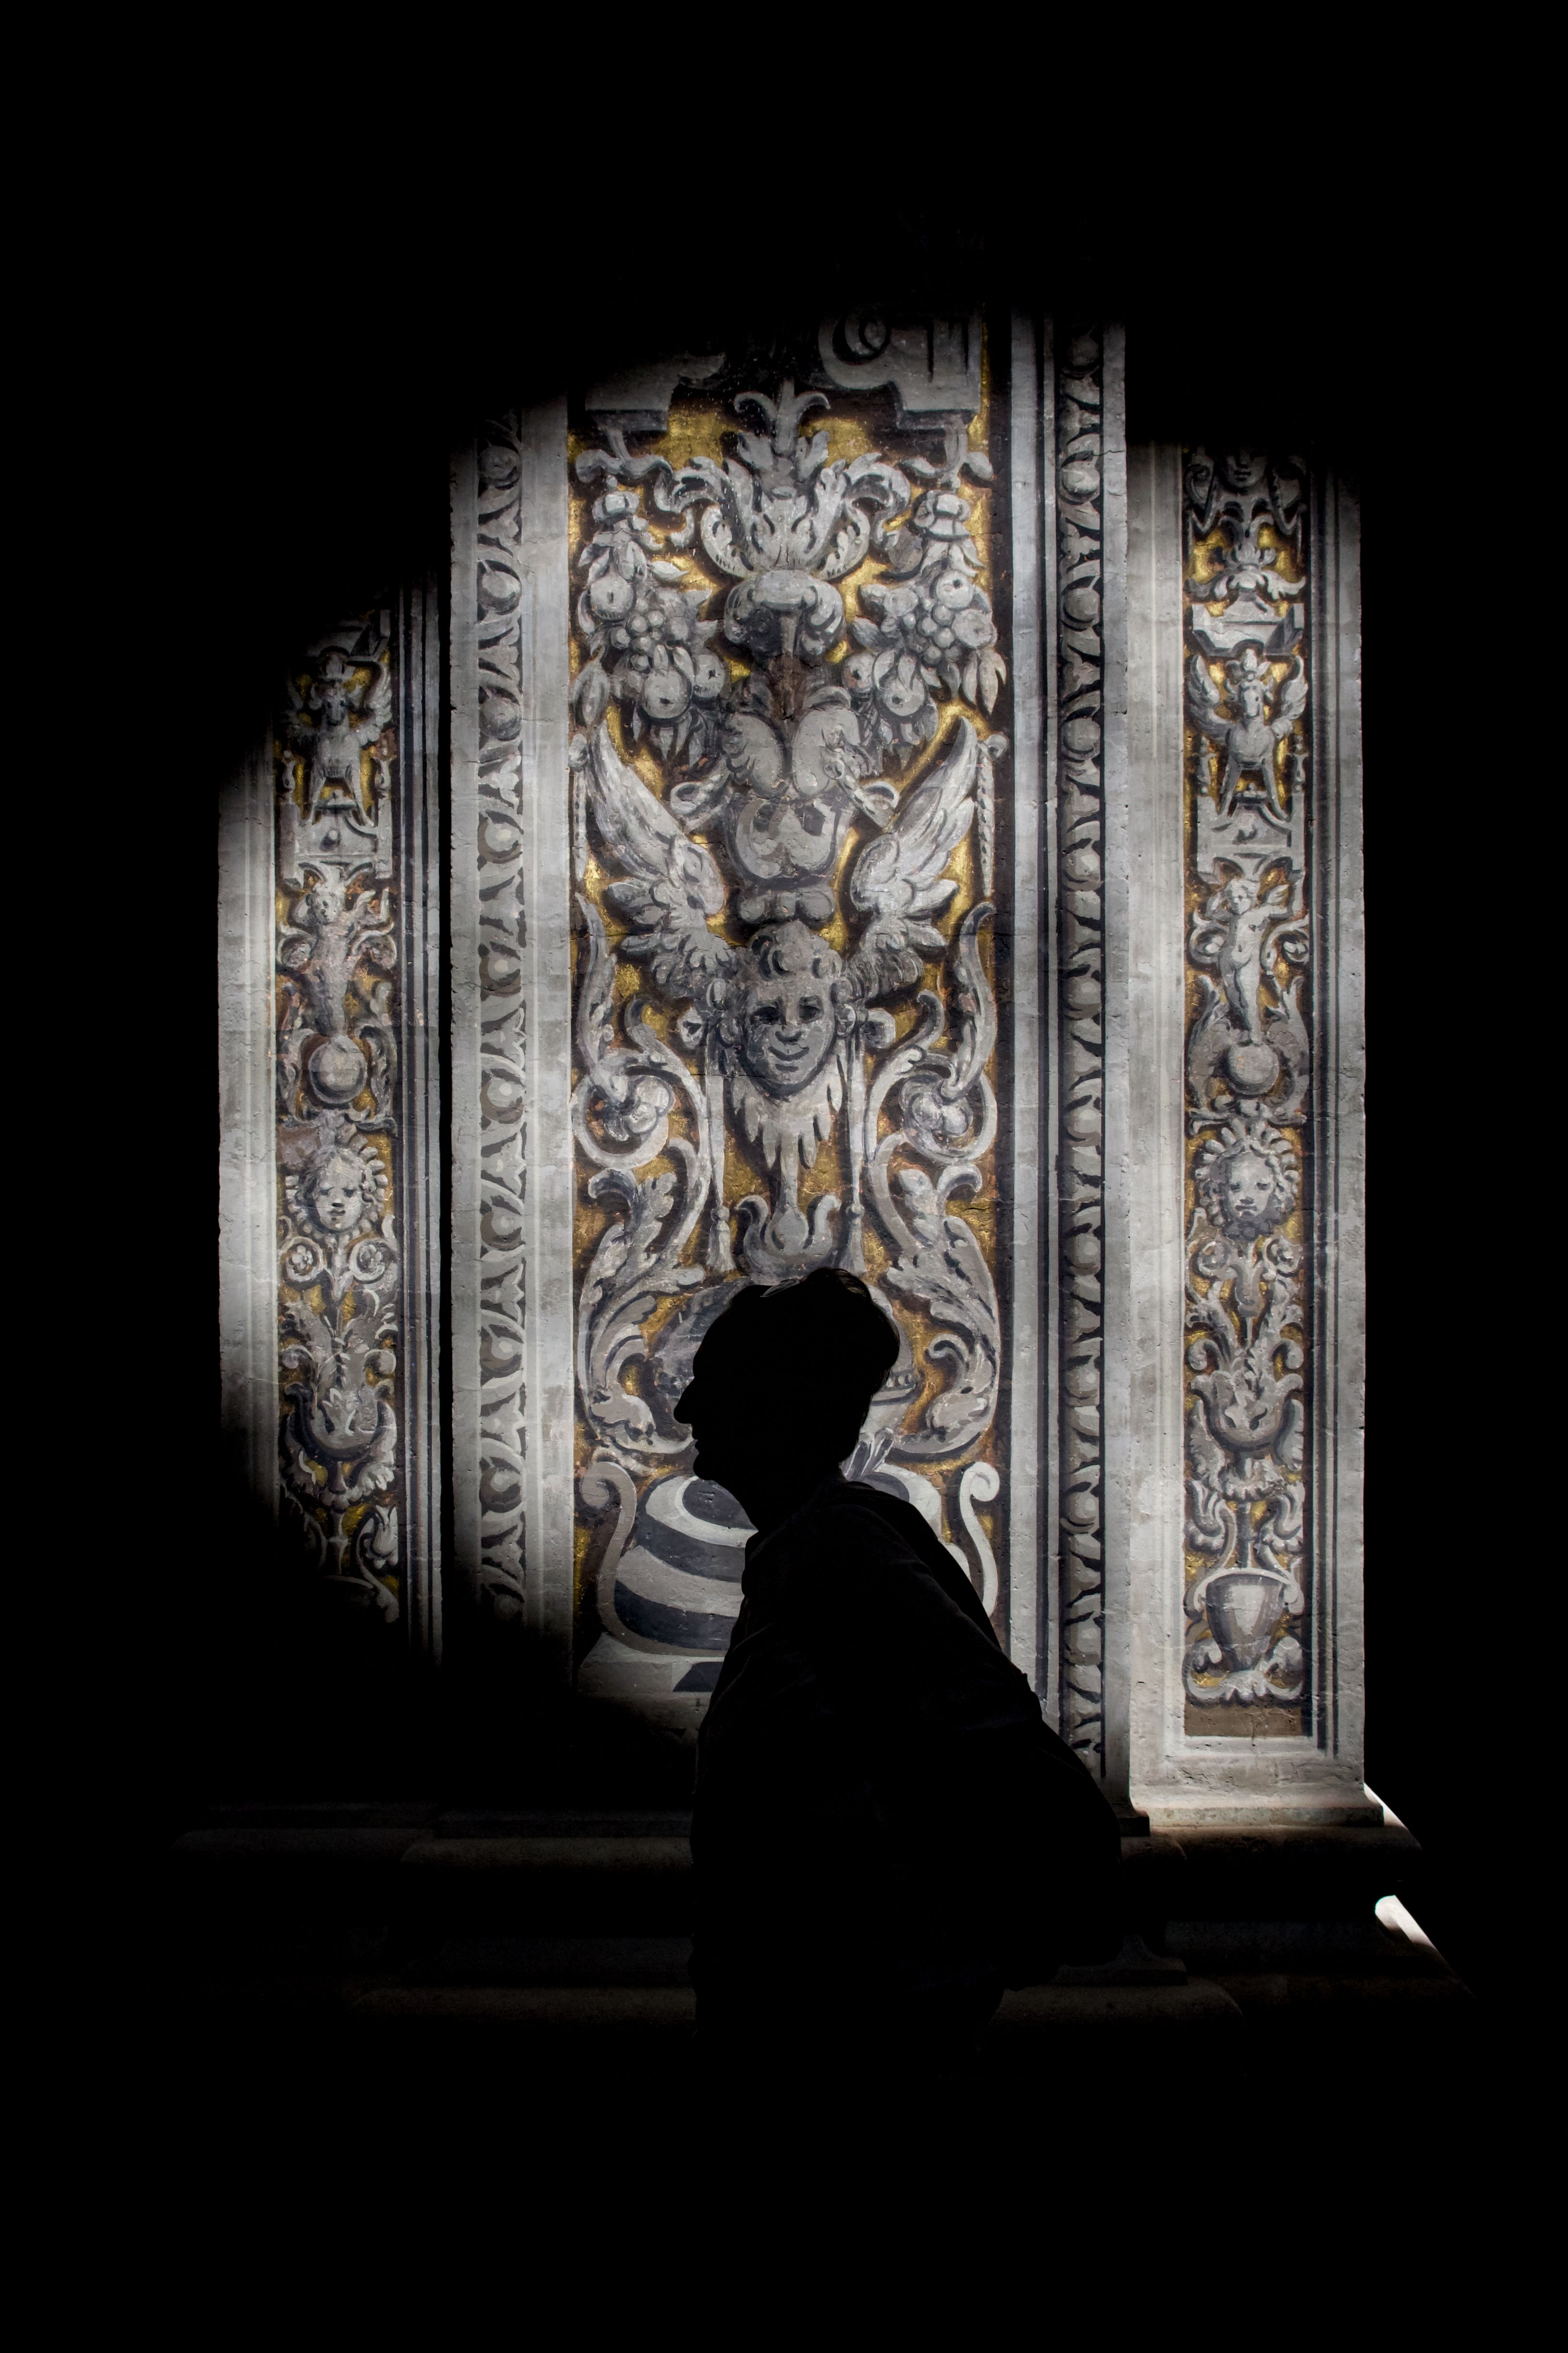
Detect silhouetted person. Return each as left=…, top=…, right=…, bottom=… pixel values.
left=678, top=1267, right=1122, bottom=2083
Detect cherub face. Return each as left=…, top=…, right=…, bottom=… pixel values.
left=310, top=1149, right=368, bottom=1233
left=1224, top=451, right=1266, bottom=493
left=1217, top=1149, right=1282, bottom=1238
left=739, top=970, right=837, bottom=1099
left=1221, top=877, right=1256, bottom=913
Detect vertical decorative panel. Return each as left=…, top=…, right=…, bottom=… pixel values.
left=1181, top=453, right=1311, bottom=1728
left=273, top=617, right=406, bottom=1619
left=1054, top=329, right=1110, bottom=1774
left=567, top=330, right=1018, bottom=1731
left=466, top=421, right=531, bottom=1621
left=450, top=410, right=574, bottom=1655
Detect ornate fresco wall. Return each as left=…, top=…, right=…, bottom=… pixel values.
left=218, top=311, right=1370, bottom=1824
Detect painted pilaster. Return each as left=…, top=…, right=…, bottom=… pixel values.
left=1006, top=311, right=1046, bottom=1699
left=1124, top=442, right=1371, bottom=1826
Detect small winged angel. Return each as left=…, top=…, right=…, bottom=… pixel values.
left=285, top=642, right=393, bottom=828
left=1188, top=647, right=1308, bottom=819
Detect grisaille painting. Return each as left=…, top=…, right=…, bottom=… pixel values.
left=561, top=345, right=1014, bottom=1723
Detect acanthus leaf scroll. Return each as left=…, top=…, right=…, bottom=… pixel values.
left=569, top=364, right=1008, bottom=1675
left=1182, top=450, right=1311, bottom=1715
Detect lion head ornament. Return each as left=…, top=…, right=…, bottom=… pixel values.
left=1192, top=1116, right=1298, bottom=1243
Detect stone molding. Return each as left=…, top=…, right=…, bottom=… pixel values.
left=219, top=735, right=280, bottom=1516
left=449, top=410, right=575, bottom=1665
left=1050, top=325, right=1128, bottom=1792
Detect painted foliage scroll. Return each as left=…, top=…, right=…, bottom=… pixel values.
left=567, top=347, right=1011, bottom=1723
left=1182, top=452, right=1311, bottom=1726
left=273, top=620, right=404, bottom=1620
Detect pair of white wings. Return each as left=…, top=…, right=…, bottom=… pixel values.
left=581, top=716, right=983, bottom=1006
left=1188, top=653, right=1308, bottom=739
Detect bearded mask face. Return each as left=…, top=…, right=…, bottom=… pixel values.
left=1214, top=1148, right=1285, bottom=1239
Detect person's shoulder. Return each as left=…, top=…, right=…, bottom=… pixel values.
left=769, top=1483, right=920, bottom=1584
left=809, top=1481, right=926, bottom=1555
left=809, top=1484, right=977, bottom=1605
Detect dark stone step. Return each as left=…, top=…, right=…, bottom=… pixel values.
left=163, top=1813, right=1434, bottom=1963
left=1167, top=1915, right=1453, bottom=1977
left=404, top=1935, right=693, bottom=1987
left=395, top=1836, right=694, bottom=1935
left=346, top=1978, right=1244, bottom=2038
left=1165, top=1824, right=1424, bottom=1920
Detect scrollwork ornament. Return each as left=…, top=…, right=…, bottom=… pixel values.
left=273, top=616, right=404, bottom=1624
left=568, top=362, right=1009, bottom=1651
left=1181, top=447, right=1312, bottom=1713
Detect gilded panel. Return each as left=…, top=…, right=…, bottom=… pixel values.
left=567, top=344, right=1015, bottom=1726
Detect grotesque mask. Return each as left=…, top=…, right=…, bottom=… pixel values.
left=1193, top=1119, right=1298, bottom=1243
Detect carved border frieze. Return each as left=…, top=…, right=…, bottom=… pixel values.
left=1055, top=330, right=1109, bottom=1774
left=467, top=417, right=532, bottom=1621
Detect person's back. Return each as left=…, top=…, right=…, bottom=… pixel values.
left=677, top=1269, right=1122, bottom=2080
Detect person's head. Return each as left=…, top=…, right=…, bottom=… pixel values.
left=674, top=1267, right=900, bottom=1507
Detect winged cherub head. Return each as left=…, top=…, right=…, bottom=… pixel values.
left=719, top=921, right=856, bottom=1176
left=287, top=1124, right=386, bottom=1241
